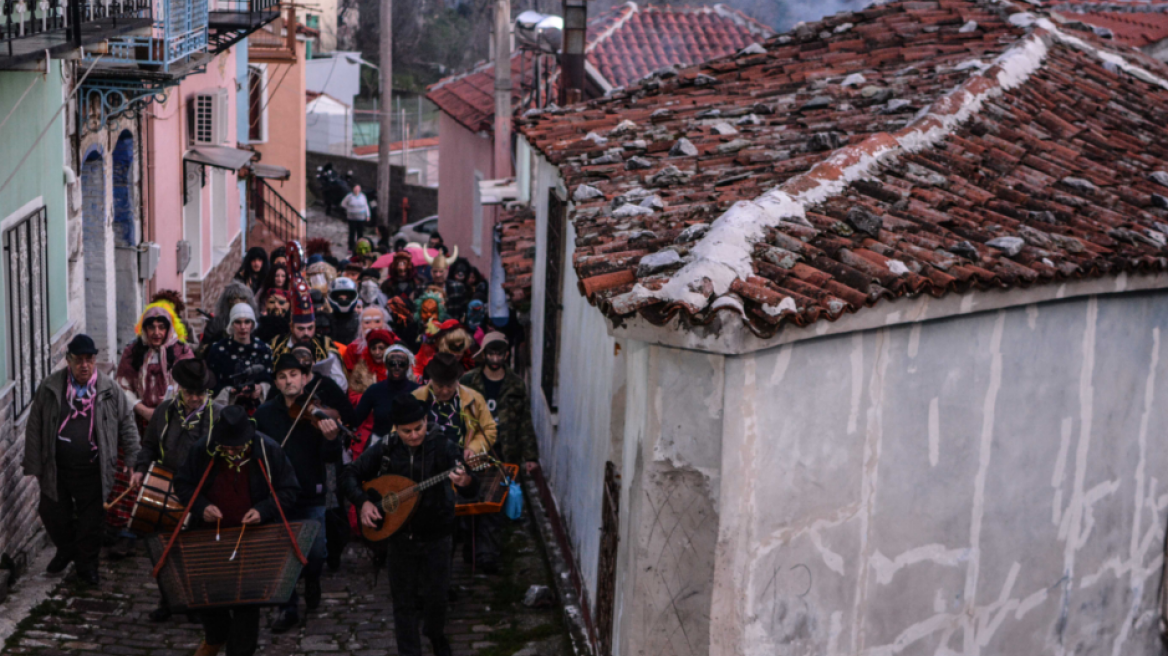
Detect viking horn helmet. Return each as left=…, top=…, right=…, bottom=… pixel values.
left=424, top=245, right=458, bottom=270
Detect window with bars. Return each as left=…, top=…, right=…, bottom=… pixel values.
left=4, top=206, right=51, bottom=416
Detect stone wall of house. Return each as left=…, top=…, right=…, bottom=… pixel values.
left=184, top=233, right=243, bottom=339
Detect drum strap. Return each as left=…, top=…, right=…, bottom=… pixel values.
left=153, top=458, right=215, bottom=578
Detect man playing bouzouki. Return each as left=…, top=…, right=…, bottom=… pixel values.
left=341, top=392, right=478, bottom=656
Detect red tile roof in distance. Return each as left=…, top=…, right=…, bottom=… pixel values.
left=516, top=0, right=1168, bottom=338
left=586, top=3, right=774, bottom=89
left=1055, top=5, right=1168, bottom=47
left=426, top=2, right=773, bottom=135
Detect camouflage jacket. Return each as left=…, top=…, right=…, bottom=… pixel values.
left=460, top=367, right=538, bottom=464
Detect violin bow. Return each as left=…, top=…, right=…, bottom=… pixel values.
left=282, top=377, right=324, bottom=447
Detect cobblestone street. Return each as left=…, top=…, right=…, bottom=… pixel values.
left=0, top=516, right=568, bottom=656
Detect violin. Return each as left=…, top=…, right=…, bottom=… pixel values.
left=285, top=384, right=355, bottom=443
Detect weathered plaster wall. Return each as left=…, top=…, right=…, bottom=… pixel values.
left=616, top=342, right=724, bottom=656
left=710, top=291, right=1168, bottom=655
left=436, top=112, right=495, bottom=272
left=252, top=40, right=307, bottom=215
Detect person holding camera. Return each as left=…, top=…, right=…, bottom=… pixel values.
left=206, top=303, right=273, bottom=410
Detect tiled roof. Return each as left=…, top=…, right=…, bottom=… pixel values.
left=1054, top=6, right=1168, bottom=47
left=427, top=51, right=542, bottom=134
left=426, top=3, right=773, bottom=135
left=587, top=3, right=773, bottom=89
left=516, top=0, right=1168, bottom=338
left=352, top=137, right=441, bottom=157
left=498, top=204, right=537, bottom=307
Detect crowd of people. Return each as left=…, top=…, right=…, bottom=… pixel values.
left=21, top=234, right=539, bottom=656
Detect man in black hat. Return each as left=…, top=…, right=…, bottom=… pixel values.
left=174, top=405, right=300, bottom=656
left=342, top=393, right=478, bottom=656
left=22, top=334, right=140, bottom=585
left=135, top=358, right=223, bottom=622
left=411, top=353, right=496, bottom=461
left=253, top=354, right=342, bottom=633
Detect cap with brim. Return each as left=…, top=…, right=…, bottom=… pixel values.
left=391, top=393, right=427, bottom=426
left=474, top=332, right=509, bottom=358
left=172, top=358, right=217, bottom=391
left=211, top=405, right=255, bottom=447
left=273, top=353, right=310, bottom=375
left=67, top=334, right=99, bottom=356
left=425, top=352, right=463, bottom=384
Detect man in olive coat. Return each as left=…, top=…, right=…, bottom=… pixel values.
left=22, top=334, right=140, bottom=585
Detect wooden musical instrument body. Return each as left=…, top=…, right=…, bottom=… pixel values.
left=130, top=463, right=189, bottom=535
left=361, top=454, right=491, bottom=542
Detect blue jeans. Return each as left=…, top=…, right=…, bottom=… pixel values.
left=280, top=503, right=327, bottom=617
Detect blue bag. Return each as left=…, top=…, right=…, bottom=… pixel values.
left=503, top=478, right=524, bottom=520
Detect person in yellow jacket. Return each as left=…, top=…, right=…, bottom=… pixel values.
left=412, top=352, right=496, bottom=460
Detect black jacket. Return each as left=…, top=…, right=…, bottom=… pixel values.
left=135, top=399, right=225, bottom=473
left=341, top=427, right=478, bottom=542
left=253, top=398, right=344, bottom=506
left=175, top=434, right=300, bottom=528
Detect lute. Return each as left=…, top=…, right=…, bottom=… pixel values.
left=361, top=454, right=491, bottom=542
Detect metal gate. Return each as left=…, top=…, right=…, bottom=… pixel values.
left=595, top=461, right=621, bottom=656
left=4, top=206, right=51, bottom=415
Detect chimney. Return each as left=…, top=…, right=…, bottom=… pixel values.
left=559, top=0, right=586, bottom=105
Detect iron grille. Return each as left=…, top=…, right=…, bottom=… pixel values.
left=595, top=461, right=621, bottom=656
left=541, top=191, right=565, bottom=408
left=193, top=93, right=215, bottom=144
left=4, top=205, right=51, bottom=416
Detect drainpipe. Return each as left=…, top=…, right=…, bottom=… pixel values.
left=285, top=5, right=297, bottom=54
left=493, top=0, right=512, bottom=179
left=559, top=0, right=586, bottom=105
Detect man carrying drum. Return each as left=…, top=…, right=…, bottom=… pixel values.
left=134, top=357, right=223, bottom=622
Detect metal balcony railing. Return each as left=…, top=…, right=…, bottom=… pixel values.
left=1, top=0, right=150, bottom=64
left=206, top=0, right=277, bottom=53
left=93, top=0, right=207, bottom=72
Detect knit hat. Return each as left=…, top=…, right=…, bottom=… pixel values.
left=229, top=302, right=256, bottom=325
left=391, top=393, right=427, bottom=427
left=365, top=329, right=397, bottom=348
left=211, top=405, right=255, bottom=447
left=425, top=352, right=463, bottom=385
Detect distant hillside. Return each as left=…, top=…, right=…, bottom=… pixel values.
left=585, top=0, right=875, bottom=32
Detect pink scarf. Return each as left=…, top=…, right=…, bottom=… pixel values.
left=59, top=370, right=98, bottom=457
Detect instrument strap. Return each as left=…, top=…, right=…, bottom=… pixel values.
left=152, top=457, right=215, bottom=578
left=281, top=377, right=323, bottom=447
left=257, top=455, right=308, bottom=565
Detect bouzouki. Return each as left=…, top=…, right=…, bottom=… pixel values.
left=361, top=454, right=492, bottom=542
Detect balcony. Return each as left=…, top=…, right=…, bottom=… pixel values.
left=0, top=0, right=151, bottom=69
left=85, top=0, right=208, bottom=73
left=207, top=0, right=277, bottom=53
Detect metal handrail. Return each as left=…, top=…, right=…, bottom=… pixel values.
left=252, top=177, right=305, bottom=244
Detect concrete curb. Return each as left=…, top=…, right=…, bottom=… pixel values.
left=524, top=480, right=593, bottom=656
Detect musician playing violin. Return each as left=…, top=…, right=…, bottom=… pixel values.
left=252, top=354, right=343, bottom=634
left=341, top=392, right=478, bottom=656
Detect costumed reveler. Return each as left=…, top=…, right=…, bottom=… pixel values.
left=111, top=300, right=194, bottom=557
left=134, top=358, right=222, bottom=622
left=423, top=246, right=458, bottom=294
left=414, top=320, right=476, bottom=383
left=444, top=258, right=472, bottom=322
left=380, top=251, right=420, bottom=301
left=205, top=301, right=273, bottom=410
left=328, top=277, right=361, bottom=345
left=202, top=281, right=260, bottom=347
left=352, top=344, right=417, bottom=457
left=388, top=296, right=421, bottom=353
left=235, top=247, right=270, bottom=295
left=257, top=288, right=292, bottom=344
left=271, top=242, right=341, bottom=367
left=174, top=405, right=300, bottom=656
left=344, top=328, right=395, bottom=428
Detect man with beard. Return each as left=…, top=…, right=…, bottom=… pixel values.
left=175, top=405, right=299, bottom=656
left=257, top=289, right=291, bottom=343
left=135, top=358, right=222, bottom=621
left=328, top=277, right=361, bottom=345
left=458, top=333, right=539, bottom=571
left=205, top=303, right=273, bottom=410
left=271, top=304, right=339, bottom=364
left=253, top=355, right=342, bottom=633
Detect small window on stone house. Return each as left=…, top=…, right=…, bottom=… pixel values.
left=3, top=205, right=51, bottom=415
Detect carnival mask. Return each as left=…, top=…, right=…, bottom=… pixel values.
left=361, top=309, right=385, bottom=334
left=266, top=295, right=289, bottom=316
left=420, top=299, right=439, bottom=324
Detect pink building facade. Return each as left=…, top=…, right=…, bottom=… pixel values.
left=436, top=112, right=497, bottom=273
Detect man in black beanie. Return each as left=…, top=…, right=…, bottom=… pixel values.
left=174, top=405, right=300, bottom=656
left=342, top=393, right=478, bottom=656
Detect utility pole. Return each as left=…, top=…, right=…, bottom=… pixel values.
left=376, top=0, right=393, bottom=228
left=493, top=0, right=512, bottom=179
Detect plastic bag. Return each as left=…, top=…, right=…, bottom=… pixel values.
left=503, top=478, right=524, bottom=520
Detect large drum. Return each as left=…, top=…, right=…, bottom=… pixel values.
left=130, top=463, right=189, bottom=535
